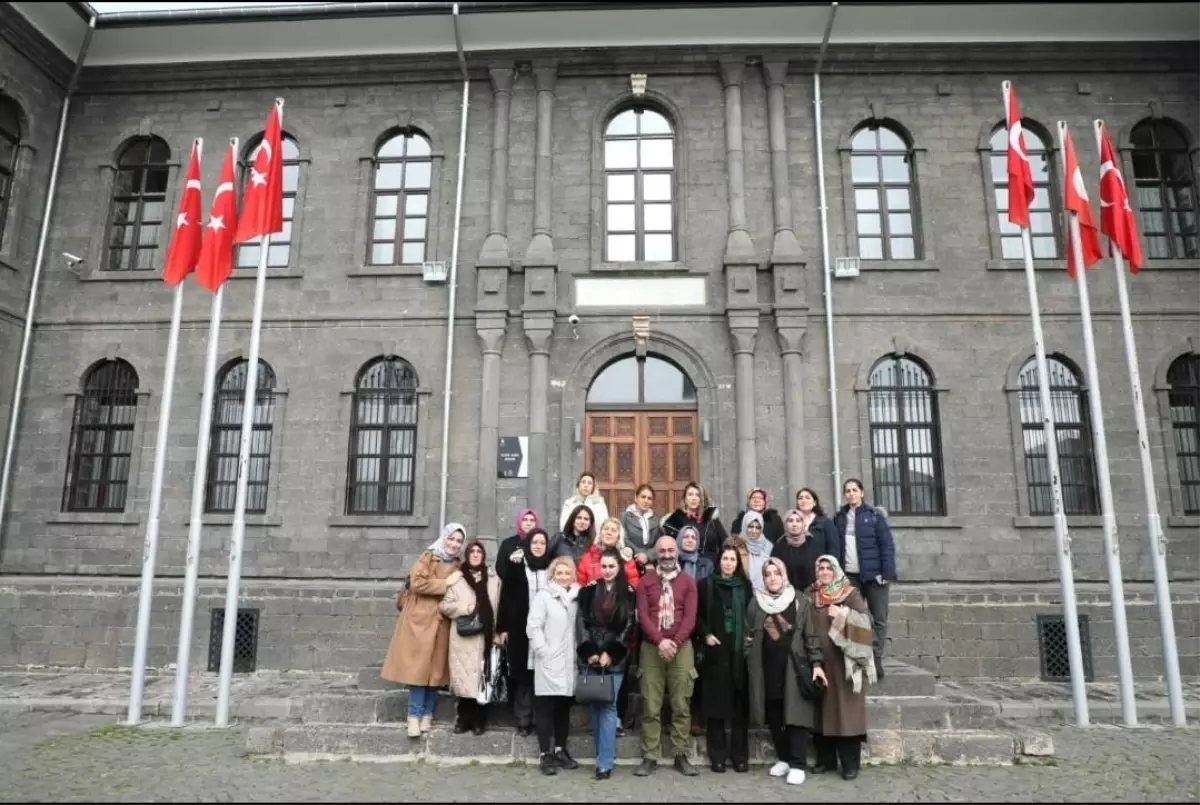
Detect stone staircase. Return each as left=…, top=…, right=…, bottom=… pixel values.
left=245, top=660, right=1053, bottom=766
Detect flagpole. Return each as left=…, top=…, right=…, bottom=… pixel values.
left=1018, top=221, right=1089, bottom=726
left=1095, top=122, right=1186, bottom=726
left=170, top=282, right=224, bottom=726
left=127, top=278, right=186, bottom=725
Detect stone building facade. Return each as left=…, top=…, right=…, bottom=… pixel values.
left=0, top=3, right=1197, bottom=679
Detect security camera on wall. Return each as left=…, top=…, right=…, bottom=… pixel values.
left=63, top=252, right=85, bottom=277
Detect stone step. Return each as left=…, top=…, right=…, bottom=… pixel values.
left=246, top=722, right=1048, bottom=766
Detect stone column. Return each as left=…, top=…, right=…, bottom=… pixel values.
left=479, top=64, right=515, bottom=266
left=524, top=61, right=557, bottom=266
left=777, top=323, right=808, bottom=496
left=728, top=315, right=759, bottom=496
left=524, top=321, right=553, bottom=515
left=475, top=317, right=507, bottom=541
left=762, top=60, right=803, bottom=263
left=719, top=57, right=757, bottom=264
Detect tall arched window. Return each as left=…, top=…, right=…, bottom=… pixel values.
left=63, top=360, right=139, bottom=512
left=369, top=129, right=432, bottom=266
left=0, top=96, right=22, bottom=250
left=867, top=355, right=944, bottom=515
left=1018, top=356, right=1097, bottom=516
left=107, top=136, right=171, bottom=271
left=1167, top=354, right=1200, bottom=514
left=603, top=107, right=675, bottom=262
left=1130, top=119, right=1198, bottom=260
left=851, top=123, right=920, bottom=260
left=346, top=356, right=419, bottom=514
left=205, top=359, right=277, bottom=514
left=990, top=122, right=1057, bottom=259
left=237, top=134, right=301, bottom=269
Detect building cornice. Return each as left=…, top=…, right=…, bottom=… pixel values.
left=0, top=4, right=75, bottom=89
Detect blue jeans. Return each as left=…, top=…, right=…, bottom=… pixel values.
left=588, top=672, right=623, bottom=772
left=407, top=685, right=438, bottom=718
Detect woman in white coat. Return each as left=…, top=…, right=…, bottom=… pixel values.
left=527, top=555, right=581, bottom=776
left=439, top=540, right=502, bottom=735
left=559, top=471, right=609, bottom=532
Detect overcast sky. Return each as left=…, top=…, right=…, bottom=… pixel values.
left=89, top=2, right=326, bottom=13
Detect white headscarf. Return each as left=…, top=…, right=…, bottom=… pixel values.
left=741, top=510, right=772, bottom=590
left=428, top=522, right=466, bottom=562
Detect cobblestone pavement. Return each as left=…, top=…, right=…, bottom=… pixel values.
left=2, top=712, right=1197, bottom=802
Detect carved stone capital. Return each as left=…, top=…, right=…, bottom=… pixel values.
left=776, top=326, right=808, bottom=356
left=762, top=60, right=789, bottom=88
left=532, top=61, right=558, bottom=93
left=523, top=316, right=554, bottom=355
left=476, top=316, right=508, bottom=355
left=718, top=57, right=746, bottom=88
left=729, top=327, right=758, bottom=356
left=488, top=63, right=515, bottom=95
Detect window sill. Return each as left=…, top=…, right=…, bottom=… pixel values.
left=47, top=512, right=140, bottom=526
left=1140, top=258, right=1199, bottom=271
left=592, top=261, right=692, bottom=273
left=347, top=264, right=429, bottom=278
left=888, top=516, right=965, bottom=529
left=230, top=267, right=303, bottom=280
left=327, top=515, right=430, bottom=529
left=1167, top=515, right=1200, bottom=528
left=80, top=269, right=302, bottom=282
left=187, top=514, right=283, bottom=527
left=986, top=258, right=1066, bottom=272
left=1012, top=515, right=1103, bottom=529
left=857, top=259, right=939, bottom=272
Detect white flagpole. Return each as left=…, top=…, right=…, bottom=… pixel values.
left=170, top=281, right=224, bottom=726
left=1059, top=119, right=1136, bottom=726
left=1095, top=121, right=1186, bottom=726
left=127, top=277, right=186, bottom=724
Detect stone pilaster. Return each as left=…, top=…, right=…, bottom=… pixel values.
left=475, top=316, right=508, bottom=540
left=719, top=57, right=756, bottom=265
left=524, top=61, right=558, bottom=267
left=478, top=64, right=515, bottom=267
left=762, top=59, right=803, bottom=265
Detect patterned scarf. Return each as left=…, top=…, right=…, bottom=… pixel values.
left=753, top=557, right=797, bottom=616
left=715, top=574, right=746, bottom=650
left=656, top=562, right=681, bottom=631
left=815, top=553, right=854, bottom=608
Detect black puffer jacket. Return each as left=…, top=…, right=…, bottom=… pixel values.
left=662, top=506, right=729, bottom=565
left=575, top=580, right=637, bottom=675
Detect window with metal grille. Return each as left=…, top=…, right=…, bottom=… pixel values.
left=603, top=107, right=675, bottom=262
left=1167, top=354, right=1200, bottom=514
left=62, top=360, right=139, bottom=512
left=106, top=136, right=170, bottom=272
left=867, top=355, right=945, bottom=515
left=207, top=607, right=259, bottom=674
left=850, top=123, right=920, bottom=261
left=1036, top=614, right=1094, bottom=682
left=989, top=121, right=1059, bottom=259
left=346, top=356, right=418, bottom=515
left=1130, top=119, right=1198, bottom=260
left=0, top=96, right=21, bottom=251
left=1018, top=356, right=1098, bottom=516
left=205, top=359, right=276, bottom=514
left=368, top=129, right=431, bottom=266
left=236, top=134, right=301, bottom=269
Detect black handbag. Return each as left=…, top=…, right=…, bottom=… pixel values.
left=789, top=648, right=827, bottom=702
left=455, top=613, right=484, bottom=637
left=574, top=668, right=617, bottom=704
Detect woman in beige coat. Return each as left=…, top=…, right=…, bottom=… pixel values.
left=381, top=523, right=464, bottom=738
left=440, top=540, right=502, bottom=735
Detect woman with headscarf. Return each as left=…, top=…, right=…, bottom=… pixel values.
left=497, top=508, right=540, bottom=583
left=577, top=517, right=640, bottom=589
left=747, top=557, right=826, bottom=787
left=440, top=541, right=502, bottom=735
left=495, top=528, right=553, bottom=736
left=662, top=481, right=728, bottom=566
left=381, top=523, right=465, bottom=738
left=676, top=524, right=714, bottom=583
left=772, top=489, right=841, bottom=593
left=697, top=544, right=752, bottom=773
left=728, top=510, right=773, bottom=591
left=810, top=554, right=873, bottom=780
left=528, top=555, right=581, bottom=776
left=731, top=488, right=785, bottom=544
left=559, top=471, right=609, bottom=532
left=552, top=504, right=596, bottom=564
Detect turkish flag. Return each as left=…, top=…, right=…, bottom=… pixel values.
left=234, top=98, right=284, bottom=245
left=162, top=140, right=203, bottom=285
left=195, top=141, right=239, bottom=292
left=1061, top=125, right=1103, bottom=278
left=1096, top=122, right=1145, bottom=274
left=1003, top=81, right=1034, bottom=229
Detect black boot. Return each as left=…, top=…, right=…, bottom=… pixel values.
left=674, top=755, right=699, bottom=777
left=554, top=747, right=579, bottom=771
left=634, top=758, right=657, bottom=777
left=539, top=753, right=558, bottom=776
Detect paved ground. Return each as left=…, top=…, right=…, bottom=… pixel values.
left=2, top=712, right=1197, bottom=802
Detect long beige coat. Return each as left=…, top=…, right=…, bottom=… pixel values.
left=439, top=573, right=501, bottom=699
left=380, top=551, right=459, bottom=687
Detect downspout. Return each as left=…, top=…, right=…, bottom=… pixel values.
left=438, top=3, right=470, bottom=533
left=0, top=14, right=96, bottom=539
left=814, top=2, right=840, bottom=499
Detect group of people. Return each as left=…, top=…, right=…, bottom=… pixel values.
left=379, top=473, right=897, bottom=784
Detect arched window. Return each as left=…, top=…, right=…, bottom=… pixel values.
left=0, top=96, right=21, bottom=250
left=586, top=355, right=696, bottom=406
left=989, top=122, right=1057, bottom=259
left=1167, top=354, right=1200, bottom=514
left=107, top=136, right=171, bottom=272
left=867, top=356, right=944, bottom=515
left=1130, top=119, right=1198, bottom=259
left=368, top=129, right=432, bottom=266
left=851, top=123, right=920, bottom=260
left=63, top=360, right=139, bottom=512
left=346, top=357, right=419, bottom=514
left=603, top=107, right=675, bottom=262
left=205, top=359, right=277, bottom=514
left=237, top=134, right=301, bottom=269
left=1018, top=356, right=1097, bottom=516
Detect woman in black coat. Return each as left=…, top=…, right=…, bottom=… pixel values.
left=696, top=545, right=753, bottom=773
left=495, top=528, right=552, bottom=736
left=772, top=488, right=841, bottom=592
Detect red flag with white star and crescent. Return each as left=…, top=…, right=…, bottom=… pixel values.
left=1062, top=124, right=1103, bottom=279
left=234, top=98, right=284, bottom=244
left=161, top=140, right=203, bottom=285
left=1097, top=121, right=1145, bottom=273
left=194, top=140, right=239, bottom=292
left=1003, top=81, right=1034, bottom=229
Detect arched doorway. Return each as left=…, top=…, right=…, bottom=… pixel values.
left=585, top=354, right=699, bottom=513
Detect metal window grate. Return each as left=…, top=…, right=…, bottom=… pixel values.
left=207, top=608, right=260, bottom=674
left=1036, top=614, right=1094, bottom=682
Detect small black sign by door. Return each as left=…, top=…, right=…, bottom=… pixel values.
left=498, top=436, right=528, bottom=478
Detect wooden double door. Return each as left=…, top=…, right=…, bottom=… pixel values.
left=584, top=410, right=698, bottom=515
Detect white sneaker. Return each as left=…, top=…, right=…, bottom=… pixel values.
left=786, top=768, right=806, bottom=786
left=769, top=761, right=790, bottom=777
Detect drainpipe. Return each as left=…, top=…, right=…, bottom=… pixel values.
left=0, top=14, right=96, bottom=540
left=438, top=3, right=470, bottom=533
left=814, top=2, right=840, bottom=499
